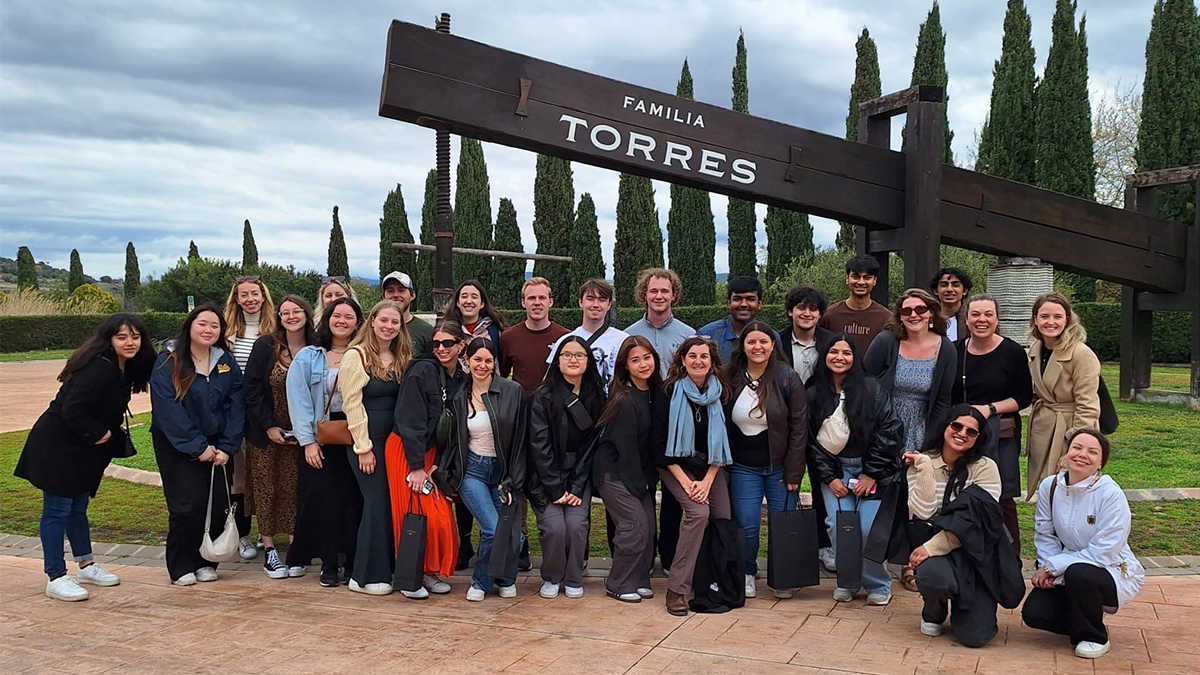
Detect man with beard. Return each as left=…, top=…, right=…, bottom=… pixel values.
left=819, top=255, right=892, bottom=354
left=697, top=276, right=777, bottom=361
left=381, top=271, right=433, bottom=355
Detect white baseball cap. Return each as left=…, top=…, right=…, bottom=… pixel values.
left=381, top=271, right=414, bottom=290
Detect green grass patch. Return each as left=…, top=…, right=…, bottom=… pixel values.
left=113, top=412, right=159, bottom=472
left=0, top=349, right=74, bottom=363
left=1100, top=363, right=1191, bottom=394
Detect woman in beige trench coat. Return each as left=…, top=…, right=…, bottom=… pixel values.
left=1026, top=293, right=1101, bottom=501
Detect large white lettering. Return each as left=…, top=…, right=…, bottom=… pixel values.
left=626, top=132, right=656, bottom=160
left=663, top=142, right=693, bottom=170
left=730, top=159, right=757, bottom=185
left=560, top=114, right=588, bottom=143
left=590, top=124, right=621, bottom=151
left=697, top=149, right=726, bottom=178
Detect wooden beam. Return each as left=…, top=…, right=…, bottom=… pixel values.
left=1124, top=165, right=1200, bottom=189
left=1134, top=292, right=1198, bottom=312
left=902, top=99, right=943, bottom=289
left=857, top=85, right=945, bottom=120
left=393, top=242, right=573, bottom=263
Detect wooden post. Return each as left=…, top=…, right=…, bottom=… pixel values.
left=1191, top=179, right=1199, bottom=411
left=432, top=12, right=454, bottom=317
left=902, top=99, right=943, bottom=291
left=1120, top=186, right=1156, bottom=401
left=857, top=102, right=893, bottom=306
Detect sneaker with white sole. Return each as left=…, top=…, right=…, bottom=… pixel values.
left=422, top=574, right=451, bottom=594
left=771, top=587, right=794, bottom=599
left=77, top=563, right=120, bottom=587
left=498, top=584, right=517, bottom=598
left=195, top=567, right=218, bottom=582
left=744, top=574, right=757, bottom=598
left=400, top=586, right=430, bottom=600
left=866, top=591, right=892, bottom=606
left=287, top=566, right=306, bottom=578
left=564, top=585, right=584, bottom=599
left=262, top=549, right=287, bottom=579
left=348, top=579, right=393, bottom=596
left=172, top=572, right=198, bottom=587
left=238, top=536, right=257, bottom=561
left=636, top=587, right=654, bottom=599
left=1074, top=641, right=1111, bottom=659
left=818, top=547, right=837, bottom=572
left=540, top=581, right=561, bottom=598
left=920, top=621, right=944, bottom=637
left=833, top=588, right=854, bottom=602
left=466, top=585, right=486, bottom=602
left=45, top=575, right=89, bottom=601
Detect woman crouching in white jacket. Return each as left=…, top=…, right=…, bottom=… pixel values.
left=1022, top=429, right=1144, bottom=660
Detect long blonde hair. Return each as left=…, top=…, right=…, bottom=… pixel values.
left=313, top=278, right=359, bottom=323
left=1029, top=292, right=1087, bottom=352
left=348, top=300, right=412, bottom=380
left=223, top=278, right=277, bottom=339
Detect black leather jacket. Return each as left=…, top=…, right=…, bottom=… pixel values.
left=395, top=353, right=465, bottom=470
left=525, top=382, right=604, bottom=510
left=807, top=377, right=904, bottom=489
left=437, top=375, right=527, bottom=497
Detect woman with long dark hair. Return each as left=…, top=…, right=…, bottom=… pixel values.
left=150, top=305, right=245, bottom=586
left=724, top=320, right=808, bottom=600
left=242, top=294, right=315, bottom=578
left=807, top=335, right=903, bottom=606
left=594, top=335, right=663, bottom=603
left=16, top=314, right=156, bottom=601
left=286, top=296, right=365, bottom=587
left=527, top=336, right=606, bottom=599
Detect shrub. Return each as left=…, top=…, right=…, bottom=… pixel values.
left=68, top=284, right=120, bottom=314
left=0, top=312, right=187, bottom=352
left=0, top=287, right=112, bottom=316
left=139, top=258, right=323, bottom=312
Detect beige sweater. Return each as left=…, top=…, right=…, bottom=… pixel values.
left=908, top=453, right=1002, bottom=557
left=338, top=348, right=374, bottom=455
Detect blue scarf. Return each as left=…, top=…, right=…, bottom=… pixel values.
left=665, top=376, right=731, bottom=466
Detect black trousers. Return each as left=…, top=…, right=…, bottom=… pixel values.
left=656, top=478, right=682, bottom=569
left=153, top=430, right=232, bottom=581
left=1022, top=563, right=1118, bottom=645
left=347, top=445, right=394, bottom=585
left=806, top=452, right=831, bottom=549
left=291, top=432, right=362, bottom=573
left=456, top=501, right=475, bottom=557
left=916, top=556, right=998, bottom=648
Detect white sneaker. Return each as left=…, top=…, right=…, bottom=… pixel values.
left=564, top=585, right=584, bottom=599
left=76, top=563, right=120, bottom=587
left=45, top=575, right=89, bottom=601
left=287, top=566, right=306, bottom=578
left=172, top=572, right=198, bottom=587
left=238, top=536, right=257, bottom=561
left=744, top=574, right=757, bottom=598
left=818, top=547, right=837, bottom=572
left=466, top=585, right=486, bottom=602
left=833, top=588, right=854, bottom=602
left=348, top=579, right=393, bottom=596
left=920, top=621, right=944, bottom=637
left=771, top=587, right=794, bottom=599
left=636, top=587, right=654, bottom=599
left=866, top=591, right=892, bottom=606
left=423, top=574, right=451, bottom=594
left=195, top=567, right=218, bottom=582
left=1074, top=641, right=1111, bottom=659
left=262, top=549, right=287, bottom=579
left=498, top=584, right=517, bottom=598
left=540, top=581, right=561, bottom=598
left=400, top=586, right=430, bottom=600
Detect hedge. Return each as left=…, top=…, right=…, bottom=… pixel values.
left=1, top=303, right=1192, bottom=363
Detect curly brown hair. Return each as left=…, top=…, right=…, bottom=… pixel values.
left=634, top=268, right=682, bottom=307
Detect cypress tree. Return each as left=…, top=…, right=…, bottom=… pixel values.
left=242, top=219, right=259, bottom=268
left=453, top=138, right=493, bottom=286
left=976, top=0, right=1036, bottom=183
left=666, top=59, right=717, bottom=305
left=327, top=206, right=350, bottom=278
left=614, top=173, right=662, bottom=307
left=491, top=197, right=525, bottom=309
left=67, top=249, right=84, bottom=292
left=16, top=246, right=37, bottom=290
left=727, top=32, right=758, bottom=277
left=379, top=183, right=416, bottom=280
left=838, top=28, right=883, bottom=251
left=906, top=2, right=955, bottom=164
left=416, top=169, right=438, bottom=311
left=188, top=241, right=200, bottom=260
left=764, top=207, right=814, bottom=286
left=1137, top=0, right=1200, bottom=224
left=570, top=193, right=606, bottom=296
left=531, top=155, right=575, bottom=302
left=1035, top=0, right=1096, bottom=300
left=124, top=242, right=140, bottom=303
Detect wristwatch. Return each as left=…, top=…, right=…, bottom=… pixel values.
left=987, top=403, right=997, bottom=417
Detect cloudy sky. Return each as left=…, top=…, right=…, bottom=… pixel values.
left=0, top=0, right=1156, bottom=282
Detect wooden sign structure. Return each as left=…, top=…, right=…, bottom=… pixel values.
left=378, top=18, right=1198, bottom=409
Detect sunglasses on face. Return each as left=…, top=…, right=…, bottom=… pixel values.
left=900, top=305, right=932, bottom=317
left=322, top=276, right=347, bottom=284
left=431, top=338, right=460, bottom=350
left=235, top=275, right=261, bottom=283
left=949, top=421, right=980, bottom=438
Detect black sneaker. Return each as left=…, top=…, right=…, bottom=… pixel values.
left=319, top=568, right=339, bottom=588
left=263, top=548, right=287, bottom=579
left=518, top=538, right=532, bottom=572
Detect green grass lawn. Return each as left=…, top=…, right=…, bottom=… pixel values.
left=1101, top=363, right=1192, bottom=394
left=0, top=349, right=76, bottom=363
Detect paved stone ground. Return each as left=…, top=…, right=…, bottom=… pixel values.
left=0, top=360, right=151, bottom=433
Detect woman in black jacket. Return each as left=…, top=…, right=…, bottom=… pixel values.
left=440, top=337, right=527, bottom=602
left=594, top=335, right=664, bottom=603
left=527, top=336, right=606, bottom=599
left=16, top=314, right=156, bottom=601
left=150, top=305, right=246, bottom=586
left=807, top=334, right=903, bottom=606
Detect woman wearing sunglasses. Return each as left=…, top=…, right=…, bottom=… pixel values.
left=904, top=404, right=1022, bottom=648
left=863, top=287, right=956, bottom=591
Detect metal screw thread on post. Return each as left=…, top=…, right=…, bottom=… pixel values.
left=432, top=12, right=453, bottom=317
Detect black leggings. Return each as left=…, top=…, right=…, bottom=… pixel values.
left=1022, top=563, right=1118, bottom=645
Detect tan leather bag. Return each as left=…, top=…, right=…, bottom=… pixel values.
left=316, top=370, right=351, bottom=446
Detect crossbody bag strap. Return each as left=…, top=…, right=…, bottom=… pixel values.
left=584, top=324, right=609, bottom=349
left=322, top=371, right=339, bottom=421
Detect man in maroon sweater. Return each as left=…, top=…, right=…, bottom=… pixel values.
left=499, top=277, right=570, bottom=396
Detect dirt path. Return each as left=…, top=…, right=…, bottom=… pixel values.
left=0, top=359, right=151, bottom=433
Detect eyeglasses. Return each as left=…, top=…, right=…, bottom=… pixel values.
left=949, top=421, right=980, bottom=438
left=431, top=338, right=460, bottom=350
left=559, top=352, right=589, bottom=362
left=322, top=276, right=347, bottom=284
left=235, top=275, right=261, bottom=283
left=899, top=305, right=932, bottom=317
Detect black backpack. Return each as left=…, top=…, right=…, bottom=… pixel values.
left=688, top=518, right=746, bottom=613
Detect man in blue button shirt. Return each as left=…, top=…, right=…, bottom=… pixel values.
left=624, top=268, right=694, bottom=378
left=697, top=275, right=775, bottom=362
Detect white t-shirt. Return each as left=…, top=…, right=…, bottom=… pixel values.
left=731, top=385, right=768, bottom=435
left=547, top=325, right=630, bottom=390
left=467, top=407, right=496, bottom=457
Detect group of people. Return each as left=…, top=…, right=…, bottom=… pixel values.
left=16, top=256, right=1143, bottom=660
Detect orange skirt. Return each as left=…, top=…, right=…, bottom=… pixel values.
left=385, top=433, right=458, bottom=578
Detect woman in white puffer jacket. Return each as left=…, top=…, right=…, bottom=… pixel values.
left=1022, top=429, right=1144, bottom=660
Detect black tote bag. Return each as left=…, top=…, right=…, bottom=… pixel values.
left=393, top=492, right=428, bottom=592
left=487, top=495, right=522, bottom=580
left=767, top=503, right=821, bottom=591
left=835, top=504, right=863, bottom=590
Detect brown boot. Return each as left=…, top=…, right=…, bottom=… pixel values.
left=665, top=589, right=688, bottom=616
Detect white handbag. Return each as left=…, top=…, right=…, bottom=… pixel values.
left=816, top=393, right=851, bottom=456
left=199, top=464, right=241, bottom=563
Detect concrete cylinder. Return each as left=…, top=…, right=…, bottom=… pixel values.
left=986, top=258, right=1054, bottom=348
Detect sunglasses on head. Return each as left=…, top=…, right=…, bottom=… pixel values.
left=900, top=305, right=932, bottom=317
left=949, top=421, right=980, bottom=438
left=431, top=338, right=460, bottom=350
left=322, top=276, right=347, bottom=284
left=235, top=275, right=261, bottom=283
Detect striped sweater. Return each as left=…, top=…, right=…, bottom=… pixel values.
left=230, top=313, right=260, bottom=373
left=908, top=453, right=1001, bottom=556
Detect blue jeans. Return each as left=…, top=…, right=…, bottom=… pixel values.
left=728, top=463, right=798, bottom=576
left=40, top=491, right=93, bottom=580
left=819, top=456, right=890, bottom=594
left=458, top=452, right=516, bottom=592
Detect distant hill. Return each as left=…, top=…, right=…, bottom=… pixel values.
left=0, top=256, right=122, bottom=296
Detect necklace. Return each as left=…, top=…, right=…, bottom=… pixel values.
left=745, top=370, right=765, bottom=392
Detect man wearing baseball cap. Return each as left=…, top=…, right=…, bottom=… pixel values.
left=382, top=271, right=433, bottom=355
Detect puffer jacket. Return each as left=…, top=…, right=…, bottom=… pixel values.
left=438, top=375, right=527, bottom=497
left=807, top=377, right=904, bottom=489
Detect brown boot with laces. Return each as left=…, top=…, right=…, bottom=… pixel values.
left=666, top=589, right=688, bottom=616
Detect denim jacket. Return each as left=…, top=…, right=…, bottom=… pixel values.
left=149, top=345, right=244, bottom=457
left=285, top=345, right=330, bottom=446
